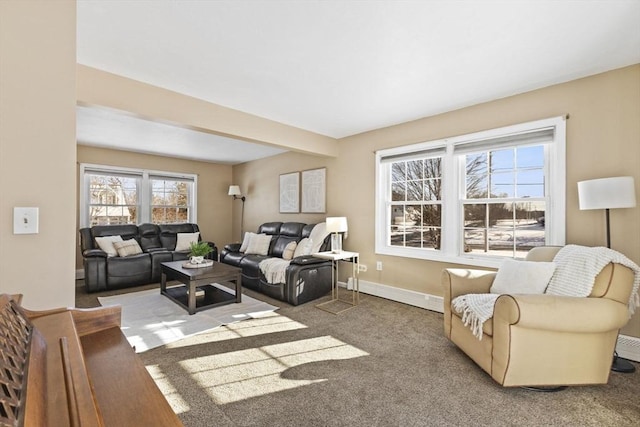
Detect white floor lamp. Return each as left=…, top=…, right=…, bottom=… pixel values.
left=578, top=176, right=637, bottom=373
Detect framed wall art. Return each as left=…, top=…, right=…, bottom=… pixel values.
left=279, top=172, right=300, bottom=213
left=301, top=167, right=326, bottom=213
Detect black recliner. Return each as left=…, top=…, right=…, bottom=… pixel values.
left=220, top=222, right=333, bottom=305
left=79, top=223, right=217, bottom=293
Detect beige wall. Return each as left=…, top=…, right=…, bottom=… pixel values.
left=232, top=155, right=338, bottom=235
left=232, top=65, right=640, bottom=337
left=0, top=1, right=77, bottom=308
left=76, top=146, right=234, bottom=268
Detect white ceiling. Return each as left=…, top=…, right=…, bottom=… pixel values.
left=76, top=106, right=286, bottom=164
left=76, top=0, right=640, bottom=164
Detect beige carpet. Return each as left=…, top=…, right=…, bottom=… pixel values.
left=77, top=283, right=640, bottom=426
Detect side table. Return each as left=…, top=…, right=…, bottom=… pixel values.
left=314, top=251, right=360, bottom=314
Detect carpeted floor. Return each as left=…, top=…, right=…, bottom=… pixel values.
left=77, top=281, right=640, bottom=427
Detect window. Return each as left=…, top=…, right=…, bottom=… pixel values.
left=150, top=177, right=191, bottom=224
left=80, top=165, right=197, bottom=227
left=389, top=152, right=443, bottom=250
left=87, top=171, right=138, bottom=225
left=375, top=117, right=566, bottom=268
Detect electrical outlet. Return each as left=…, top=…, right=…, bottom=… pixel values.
left=358, top=264, right=367, bottom=272
left=376, top=261, right=383, bottom=271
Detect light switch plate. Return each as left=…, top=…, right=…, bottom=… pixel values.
left=13, top=207, right=39, bottom=234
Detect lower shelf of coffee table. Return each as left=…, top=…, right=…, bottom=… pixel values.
left=163, top=284, right=236, bottom=314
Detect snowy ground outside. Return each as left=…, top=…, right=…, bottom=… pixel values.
left=391, top=219, right=544, bottom=256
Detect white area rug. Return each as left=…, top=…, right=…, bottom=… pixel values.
left=98, top=285, right=278, bottom=352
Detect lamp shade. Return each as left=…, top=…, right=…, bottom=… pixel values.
left=228, top=185, right=241, bottom=196
left=578, top=176, right=636, bottom=210
left=326, top=217, right=348, bottom=233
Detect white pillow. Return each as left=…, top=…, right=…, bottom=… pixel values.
left=293, top=237, right=312, bottom=257
left=175, top=232, right=200, bottom=251
left=308, top=222, right=329, bottom=253
left=245, top=233, right=271, bottom=255
left=95, top=235, right=123, bottom=257
left=240, top=232, right=256, bottom=253
left=282, top=241, right=297, bottom=260
left=490, top=258, right=556, bottom=295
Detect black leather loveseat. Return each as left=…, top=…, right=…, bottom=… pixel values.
left=79, top=223, right=217, bottom=293
left=220, top=222, right=333, bottom=305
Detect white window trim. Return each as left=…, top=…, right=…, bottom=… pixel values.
left=147, top=174, right=197, bottom=224
left=80, top=163, right=198, bottom=227
left=375, top=116, right=566, bottom=268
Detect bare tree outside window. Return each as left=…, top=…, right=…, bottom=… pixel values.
left=82, top=166, right=197, bottom=227
left=390, top=157, right=442, bottom=249
left=88, top=174, right=138, bottom=225
left=463, top=145, right=546, bottom=257
left=392, top=145, right=547, bottom=257
left=376, top=117, right=564, bottom=263
left=151, top=179, right=190, bottom=224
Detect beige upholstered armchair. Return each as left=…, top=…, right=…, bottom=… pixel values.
left=442, top=246, right=636, bottom=388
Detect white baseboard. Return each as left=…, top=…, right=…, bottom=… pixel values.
left=343, top=277, right=444, bottom=313
left=617, top=334, right=640, bottom=363
left=342, top=277, right=639, bottom=363
left=76, top=269, right=84, bottom=280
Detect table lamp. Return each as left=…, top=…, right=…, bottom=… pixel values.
left=326, top=217, right=348, bottom=253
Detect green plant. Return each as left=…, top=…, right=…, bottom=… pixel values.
left=189, top=241, right=212, bottom=257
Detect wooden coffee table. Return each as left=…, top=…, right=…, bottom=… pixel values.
left=160, top=260, right=242, bottom=315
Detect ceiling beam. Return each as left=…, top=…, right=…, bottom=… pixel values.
left=77, top=64, right=338, bottom=157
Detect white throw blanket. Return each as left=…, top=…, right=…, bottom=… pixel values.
left=452, top=245, right=640, bottom=340
left=451, top=293, right=500, bottom=340
left=259, top=258, right=291, bottom=284
left=258, top=223, right=331, bottom=284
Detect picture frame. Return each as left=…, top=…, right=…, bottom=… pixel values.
left=301, top=167, right=326, bottom=213
left=279, top=172, right=300, bottom=213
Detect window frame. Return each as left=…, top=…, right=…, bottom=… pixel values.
left=148, top=175, right=195, bottom=225
left=375, top=116, right=566, bottom=268
left=80, top=164, right=198, bottom=227
left=83, top=168, right=141, bottom=226
left=388, top=151, right=445, bottom=251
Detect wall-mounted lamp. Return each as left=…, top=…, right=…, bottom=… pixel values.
left=326, top=217, right=348, bottom=253
left=228, top=185, right=246, bottom=241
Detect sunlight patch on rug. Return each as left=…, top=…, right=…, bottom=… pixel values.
left=98, top=285, right=278, bottom=352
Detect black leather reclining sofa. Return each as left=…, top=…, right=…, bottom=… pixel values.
left=220, top=222, right=333, bottom=305
left=79, top=223, right=217, bottom=293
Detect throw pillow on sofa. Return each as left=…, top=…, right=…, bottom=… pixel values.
left=282, top=241, right=297, bottom=260
left=308, top=222, right=329, bottom=253
left=113, top=239, right=143, bottom=257
left=245, top=233, right=271, bottom=255
left=490, top=258, right=556, bottom=295
left=294, top=237, right=312, bottom=257
left=175, top=232, right=200, bottom=251
left=240, top=232, right=257, bottom=253
left=95, top=235, right=123, bottom=257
